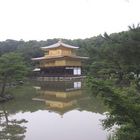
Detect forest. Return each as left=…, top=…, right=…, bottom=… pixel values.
left=0, top=25, right=140, bottom=140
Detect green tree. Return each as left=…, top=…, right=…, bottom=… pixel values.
left=87, top=25, right=140, bottom=140
left=0, top=52, right=28, bottom=98
left=87, top=25, right=140, bottom=86
left=87, top=77, right=140, bottom=140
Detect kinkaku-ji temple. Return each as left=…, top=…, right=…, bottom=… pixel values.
left=32, top=40, right=88, bottom=80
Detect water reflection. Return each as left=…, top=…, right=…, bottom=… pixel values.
left=33, top=81, right=85, bottom=116
left=0, top=80, right=108, bottom=140
left=33, top=81, right=106, bottom=116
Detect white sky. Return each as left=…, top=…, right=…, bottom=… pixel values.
left=0, top=0, right=139, bottom=41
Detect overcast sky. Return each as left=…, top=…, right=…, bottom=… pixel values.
left=0, top=0, right=139, bottom=41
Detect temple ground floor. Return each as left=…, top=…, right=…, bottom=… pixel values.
left=39, top=66, right=82, bottom=77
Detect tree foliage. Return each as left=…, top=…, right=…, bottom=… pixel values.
left=86, top=25, right=140, bottom=140
left=0, top=52, right=28, bottom=97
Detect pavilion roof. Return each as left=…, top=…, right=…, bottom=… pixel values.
left=41, top=40, right=79, bottom=50
left=32, top=57, right=46, bottom=61
left=32, top=55, right=88, bottom=61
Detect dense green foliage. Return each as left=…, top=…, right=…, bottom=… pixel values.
left=0, top=52, right=28, bottom=97
left=87, top=77, right=140, bottom=140
left=86, top=25, right=140, bottom=140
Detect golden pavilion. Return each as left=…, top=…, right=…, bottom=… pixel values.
left=32, top=40, right=88, bottom=77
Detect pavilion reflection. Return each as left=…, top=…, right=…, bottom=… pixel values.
left=33, top=81, right=88, bottom=115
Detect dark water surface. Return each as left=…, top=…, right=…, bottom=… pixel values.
left=0, top=80, right=109, bottom=140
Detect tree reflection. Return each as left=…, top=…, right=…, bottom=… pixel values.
left=0, top=105, right=27, bottom=140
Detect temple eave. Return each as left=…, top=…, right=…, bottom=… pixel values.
left=32, top=56, right=88, bottom=61
left=40, top=66, right=81, bottom=68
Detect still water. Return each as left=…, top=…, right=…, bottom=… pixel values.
left=0, top=80, right=109, bottom=140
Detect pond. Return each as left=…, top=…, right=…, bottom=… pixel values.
left=0, top=80, right=110, bottom=140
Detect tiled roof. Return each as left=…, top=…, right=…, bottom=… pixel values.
left=41, top=40, right=79, bottom=50
left=31, top=57, right=46, bottom=60
left=32, top=55, right=88, bottom=61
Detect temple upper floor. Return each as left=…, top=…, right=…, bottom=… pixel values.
left=44, top=47, right=76, bottom=57
left=42, top=40, right=78, bottom=57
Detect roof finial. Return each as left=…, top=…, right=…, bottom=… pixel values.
left=58, top=38, right=62, bottom=43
